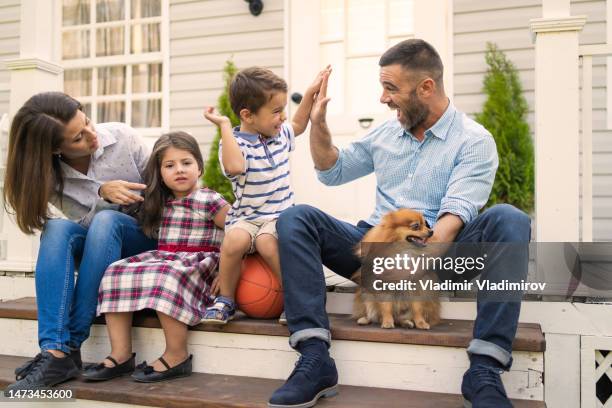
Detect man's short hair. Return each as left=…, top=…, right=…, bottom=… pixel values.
left=229, top=67, right=288, bottom=116
left=379, top=39, right=444, bottom=85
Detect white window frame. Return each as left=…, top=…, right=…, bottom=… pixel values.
left=56, top=0, right=170, bottom=137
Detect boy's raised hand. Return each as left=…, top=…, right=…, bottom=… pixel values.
left=310, top=68, right=332, bottom=125
left=203, top=106, right=231, bottom=127
left=307, top=65, right=332, bottom=95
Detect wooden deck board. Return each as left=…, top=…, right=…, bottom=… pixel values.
left=0, top=297, right=545, bottom=352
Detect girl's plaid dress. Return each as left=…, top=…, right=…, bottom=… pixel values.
left=97, top=188, right=227, bottom=325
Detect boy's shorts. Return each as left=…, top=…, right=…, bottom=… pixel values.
left=226, top=219, right=278, bottom=254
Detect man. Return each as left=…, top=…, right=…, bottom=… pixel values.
left=268, top=39, right=530, bottom=408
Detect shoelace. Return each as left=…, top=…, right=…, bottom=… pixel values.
left=470, top=365, right=505, bottom=391
left=15, top=353, right=43, bottom=380
left=289, top=354, right=321, bottom=380
left=20, top=354, right=50, bottom=384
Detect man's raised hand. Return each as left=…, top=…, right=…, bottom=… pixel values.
left=310, top=68, right=332, bottom=126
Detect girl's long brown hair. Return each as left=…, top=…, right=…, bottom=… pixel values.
left=139, top=131, right=204, bottom=237
left=3, top=92, right=82, bottom=234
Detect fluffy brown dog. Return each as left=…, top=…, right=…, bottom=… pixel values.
left=352, top=209, right=441, bottom=330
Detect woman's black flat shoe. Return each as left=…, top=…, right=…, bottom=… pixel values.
left=82, top=353, right=135, bottom=381
left=131, top=355, right=193, bottom=383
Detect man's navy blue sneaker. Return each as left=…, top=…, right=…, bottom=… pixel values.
left=268, top=339, right=338, bottom=408
left=461, top=355, right=512, bottom=408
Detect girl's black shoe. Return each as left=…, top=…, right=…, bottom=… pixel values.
left=82, top=353, right=136, bottom=381
left=131, top=354, right=192, bottom=383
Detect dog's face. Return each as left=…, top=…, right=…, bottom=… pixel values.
left=377, top=209, right=433, bottom=246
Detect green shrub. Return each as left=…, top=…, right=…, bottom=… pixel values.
left=475, top=43, right=534, bottom=213
left=202, top=60, right=240, bottom=203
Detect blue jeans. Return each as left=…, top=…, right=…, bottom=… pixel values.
left=36, top=210, right=156, bottom=353
left=277, top=204, right=531, bottom=369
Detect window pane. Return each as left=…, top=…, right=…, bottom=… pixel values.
left=96, top=27, right=125, bottom=56
left=132, top=63, right=161, bottom=93
left=97, top=66, right=126, bottom=95
left=64, top=69, right=92, bottom=97
left=62, top=30, right=90, bottom=59
left=98, top=101, right=125, bottom=122
left=81, top=103, right=92, bottom=118
left=96, top=0, right=125, bottom=22
left=63, top=0, right=90, bottom=26
left=347, top=0, right=385, bottom=55
left=131, top=23, right=160, bottom=53
left=389, top=0, right=414, bottom=37
left=320, top=43, right=344, bottom=115
left=131, top=0, right=161, bottom=18
left=320, top=0, right=343, bottom=41
left=132, top=99, right=161, bottom=127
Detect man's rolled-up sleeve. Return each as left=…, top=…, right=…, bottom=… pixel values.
left=437, top=135, right=498, bottom=224
left=316, top=128, right=376, bottom=186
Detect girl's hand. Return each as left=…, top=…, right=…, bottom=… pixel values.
left=99, top=180, right=146, bottom=205
left=210, top=275, right=221, bottom=296
left=203, top=107, right=232, bottom=128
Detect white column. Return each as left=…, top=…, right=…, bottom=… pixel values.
left=529, top=2, right=586, bottom=242
left=7, top=0, right=63, bottom=114
left=530, top=3, right=586, bottom=407
left=1, top=0, right=64, bottom=272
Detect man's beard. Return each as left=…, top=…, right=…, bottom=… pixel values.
left=398, top=90, right=429, bottom=132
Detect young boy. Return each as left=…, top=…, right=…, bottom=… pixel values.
left=202, top=66, right=331, bottom=324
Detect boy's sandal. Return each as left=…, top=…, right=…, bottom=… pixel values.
left=201, top=296, right=236, bottom=325
left=131, top=355, right=193, bottom=383
left=82, top=353, right=136, bottom=381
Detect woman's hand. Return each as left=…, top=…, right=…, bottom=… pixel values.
left=203, top=107, right=232, bottom=128
left=99, top=180, right=146, bottom=205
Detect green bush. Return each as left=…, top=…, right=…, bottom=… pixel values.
left=475, top=43, right=534, bottom=213
left=203, top=60, right=240, bottom=203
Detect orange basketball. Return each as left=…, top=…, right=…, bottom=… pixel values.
left=235, top=254, right=284, bottom=318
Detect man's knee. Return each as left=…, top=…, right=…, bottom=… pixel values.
left=277, top=204, right=320, bottom=235
left=483, top=204, right=531, bottom=242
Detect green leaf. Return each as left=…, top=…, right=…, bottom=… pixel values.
left=202, top=60, right=240, bottom=203
left=475, top=43, right=534, bottom=213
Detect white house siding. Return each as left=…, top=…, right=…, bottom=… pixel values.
left=453, top=0, right=612, bottom=241
left=0, top=0, right=19, bottom=115
left=168, top=0, right=285, bottom=157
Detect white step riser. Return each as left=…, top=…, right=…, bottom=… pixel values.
left=0, top=318, right=544, bottom=401
left=0, top=276, right=35, bottom=302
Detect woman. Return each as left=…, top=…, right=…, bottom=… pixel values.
left=4, top=92, right=157, bottom=391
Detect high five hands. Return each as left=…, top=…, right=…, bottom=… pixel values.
left=310, top=66, right=332, bottom=126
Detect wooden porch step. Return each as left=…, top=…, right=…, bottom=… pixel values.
left=0, top=354, right=545, bottom=407
left=0, top=297, right=545, bottom=352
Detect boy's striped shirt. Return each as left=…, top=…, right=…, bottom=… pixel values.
left=219, top=123, right=295, bottom=225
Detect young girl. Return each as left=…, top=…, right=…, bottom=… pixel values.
left=83, top=132, right=229, bottom=383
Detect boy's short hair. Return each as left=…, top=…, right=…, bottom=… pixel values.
left=229, top=67, right=288, bottom=117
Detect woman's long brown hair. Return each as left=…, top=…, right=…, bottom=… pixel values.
left=139, top=131, right=204, bottom=237
left=3, top=92, right=81, bottom=234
